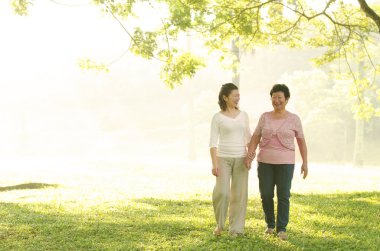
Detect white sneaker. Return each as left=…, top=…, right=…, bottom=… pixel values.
left=264, top=228, right=275, bottom=235
left=277, top=231, right=288, bottom=240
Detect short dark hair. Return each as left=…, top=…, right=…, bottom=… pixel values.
left=270, top=84, right=290, bottom=99
left=218, top=83, right=238, bottom=111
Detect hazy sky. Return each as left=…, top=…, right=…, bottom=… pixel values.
left=0, top=2, right=145, bottom=156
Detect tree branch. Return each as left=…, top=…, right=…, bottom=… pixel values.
left=267, top=14, right=302, bottom=36
left=357, top=0, right=380, bottom=32
left=208, top=0, right=277, bottom=33
left=359, top=35, right=378, bottom=85
left=109, top=8, right=165, bottom=62
left=281, top=0, right=365, bottom=30
left=148, top=1, right=171, bottom=59
left=332, top=23, right=363, bottom=105
left=109, top=9, right=135, bottom=43
left=283, top=0, right=336, bottom=20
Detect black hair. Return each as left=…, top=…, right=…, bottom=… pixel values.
left=270, top=84, right=290, bottom=99
left=218, top=83, right=239, bottom=111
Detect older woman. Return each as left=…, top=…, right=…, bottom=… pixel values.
left=209, top=83, right=251, bottom=237
left=245, top=84, right=308, bottom=240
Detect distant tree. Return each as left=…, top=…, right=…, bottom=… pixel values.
left=281, top=57, right=379, bottom=166
left=280, top=69, right=353, bottom=162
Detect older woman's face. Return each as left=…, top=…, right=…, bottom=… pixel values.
left=224, top=89, right=240, bottom=108
left=271, top=91, right=288, bottom=111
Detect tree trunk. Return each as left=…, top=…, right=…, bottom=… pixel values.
left=343, top=123, right=348, bottom=164
left=353, top=60, right=366, bottom=167
left=187, top=91, right=196, bottom=160
left=186, top=32, right=196, bottom=160
left=231, top=38, right=240, bottom=87
left=353, top=119, right=364, bottom=167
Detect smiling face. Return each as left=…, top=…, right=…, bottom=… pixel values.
left=223, top=89, right=240, bottom=109
left=271, top=91, right=288, bottom=112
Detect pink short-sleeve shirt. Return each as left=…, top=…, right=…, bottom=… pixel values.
left=253, top=111, right=304, bottom=164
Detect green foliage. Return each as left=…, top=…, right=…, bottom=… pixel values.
left=78, top=58, right=110, bottom=72
left=353, top=99, right=377, bottom=121
left=130, top=28, right=158, bottom=59
left=11, top=0, right=31, bottom=16
left=94, top=0, right=138, bottom=18
left=161, top=52, right=205, bottom=89
left=308, top=9, right=380, bottom=120
left=92, top=0, right=380, bottom=120
left=168, top=1, right=192, bottom=30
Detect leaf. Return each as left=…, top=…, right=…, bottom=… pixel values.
left=130, top=28, right=158, bottom=59
left=160, top=52, right=205, bottom=89
left=77, top=58, right=109, bottom=72
left=11, top=0, right=31, bottom=16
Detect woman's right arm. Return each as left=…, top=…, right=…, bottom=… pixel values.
left=209, top=114, right=220, bottom=176
left=210, top=147, right=219, bottom=177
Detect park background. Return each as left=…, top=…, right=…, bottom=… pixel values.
left=0, top=1, right=379, bottom=250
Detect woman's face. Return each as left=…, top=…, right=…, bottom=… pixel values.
left=271, top=91, right=288, bottom=111
left=224, top=89, right=240, bottom=109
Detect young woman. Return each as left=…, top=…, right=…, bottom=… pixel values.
left=209, top=83, right=251, bottom=237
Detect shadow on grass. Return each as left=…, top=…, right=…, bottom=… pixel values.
left=0, top=183, right=59, bottom=192
left=0, top=192, right=378, bottom=250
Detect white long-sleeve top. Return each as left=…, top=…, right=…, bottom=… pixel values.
left=209, top=111, right=251, bottom=158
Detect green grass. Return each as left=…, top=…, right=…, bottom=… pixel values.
left=0, top=191, right=379, bottom=250
left=0, top=160, right=379, bottom=250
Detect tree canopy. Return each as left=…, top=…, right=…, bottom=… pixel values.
left=9, top=0, right=380, bottom=119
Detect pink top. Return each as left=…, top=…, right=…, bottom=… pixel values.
left=253, top=111, right=304, bottom=164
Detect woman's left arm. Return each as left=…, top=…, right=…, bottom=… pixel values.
left=296, top=137, right=308, bottom=179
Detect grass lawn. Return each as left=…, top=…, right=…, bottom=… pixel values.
left=0, top=157, right=379, bottom=250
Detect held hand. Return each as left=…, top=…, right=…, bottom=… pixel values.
left=244, top=157, right=253, bottom=170
left=244, top=152, right=255, bottom=170
left=212, top=167, right=220, bottom=177
left=301, top=163, right=308, bottom=179
left=247, top=151, right=256, bottom=160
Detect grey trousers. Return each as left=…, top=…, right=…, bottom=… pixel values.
left=212, top=157, right=249, bottom=234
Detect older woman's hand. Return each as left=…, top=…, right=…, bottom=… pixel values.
left=244, top=158, right=251, bottom=170
left=244, top=152, right=255, bottom=170
left=301, top=163, right=308, bottom=179
left=247, top=151, right=256, bottom=160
